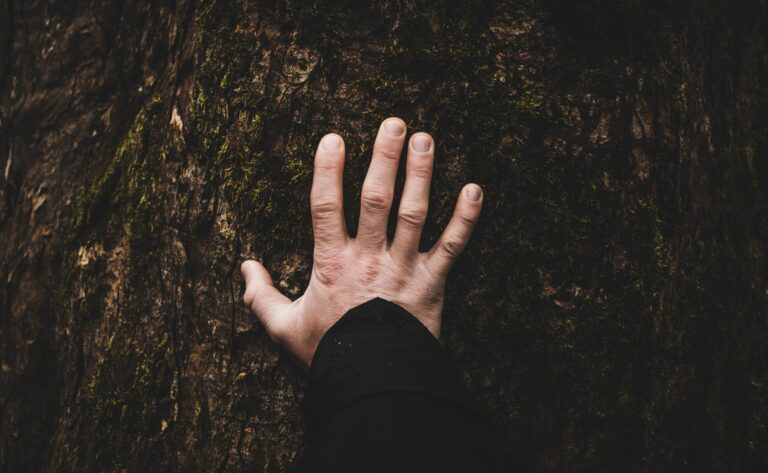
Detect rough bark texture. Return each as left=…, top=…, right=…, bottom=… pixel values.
left=1, top=1, right=767, bottom=471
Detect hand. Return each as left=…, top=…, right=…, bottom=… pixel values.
left=241, top=117, right=483, bottom=369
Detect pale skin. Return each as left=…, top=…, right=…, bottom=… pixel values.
left=241, top=117, right=483, bottom=369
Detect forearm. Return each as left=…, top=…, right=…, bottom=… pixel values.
left=296, top=298, right=510, bottom=472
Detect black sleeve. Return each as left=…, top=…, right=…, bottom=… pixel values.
left=295, top=297, right=512, bottom=473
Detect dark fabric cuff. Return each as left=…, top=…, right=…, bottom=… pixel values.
left=303, top=297, right=478, bottom=436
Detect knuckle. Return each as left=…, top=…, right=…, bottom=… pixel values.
left=357, top=257, right=380, bottom=284
left=389, top=275, right=407, bottom=291
left=316, top=158, right=340, bottom=173
left=458, top=212, right=477, bottom=227
left=310, top=199, right=340, bottom=219
left=439, top=238, right=463, bottom=259
left=409, top=165, right=432, bottom=179
left=313, top=256, right=343, bottom=286
left=375, top=147, right=401, bottom=161
left=398, top=206, right=427, bottom=229
left=360, top=189, right=391, bottom=212
left=315, top=149, right=343, bottom=170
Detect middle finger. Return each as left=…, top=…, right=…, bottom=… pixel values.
left=356, top=117, right=406, bottom=249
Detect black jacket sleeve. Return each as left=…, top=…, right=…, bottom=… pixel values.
left=295, top=297, right=511, bottom=473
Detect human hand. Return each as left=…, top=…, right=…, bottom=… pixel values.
left=241, top=117, right=483, bottom=369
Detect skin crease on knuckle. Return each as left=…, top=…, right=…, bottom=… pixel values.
left=458, top=210, right=478, bottom=228
left=439, top=238, right=464, bottom=260
left=409, top=165, right=432, bottom=179
left=360, top=189, right=392, bottom=212
left=381, top=265, right=407, bottom=293
left=242, top=118, right=482, bottom=367
left=310, top=198, right=341, bottom=219
left=376, top=146, right=402, bottom=162
left=357, top=256, right=381, bottom=285
left=397, top=206, right=427, bottom=229
left=312, top=255, right=344, bottom=287
left=315, top=155, right=342, bottom=173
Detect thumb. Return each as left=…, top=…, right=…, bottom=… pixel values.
left=241, top=260, right=291, bottom=327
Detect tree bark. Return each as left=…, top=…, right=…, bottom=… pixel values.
left=1, top=1, right=767, bottom=471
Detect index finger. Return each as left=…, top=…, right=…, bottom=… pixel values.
left=310, top=133, right=348, bottom=254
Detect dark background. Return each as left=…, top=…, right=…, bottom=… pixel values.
left=1, top=0, right=767, bottom=471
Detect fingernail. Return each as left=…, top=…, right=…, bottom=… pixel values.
left=321, top=134, right=342, bottom=150
left=466, top=185, right=482, bottom=201
left=385, top=119, right=405, bottom=136
left=413, top=134, right=431, bottom=152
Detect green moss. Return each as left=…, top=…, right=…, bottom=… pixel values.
left=67, top=96, right=165, bottom=243
left=81, top=332, right=173, bottom=469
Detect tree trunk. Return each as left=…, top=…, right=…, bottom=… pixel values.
left=1, top=1, right=767, bottom=471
